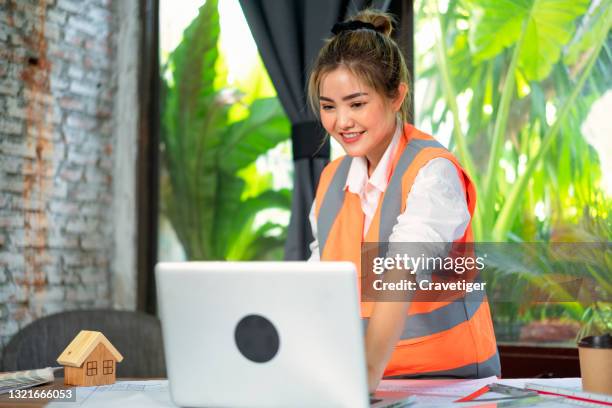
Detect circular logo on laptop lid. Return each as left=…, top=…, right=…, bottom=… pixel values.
left=234, top=314, right=280, bottom=363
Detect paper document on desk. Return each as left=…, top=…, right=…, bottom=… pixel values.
left=378, top=376, right=497, bottom=405
left=378, top=377, right=587, bottom=407
left=47, top=380, right=176, bottom=408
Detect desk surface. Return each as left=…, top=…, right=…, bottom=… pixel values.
left=0, top=377, right=585, bottom=408
left=0, top=378, right=164, bottom=408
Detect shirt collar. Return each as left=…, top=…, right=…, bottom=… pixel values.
left=345, top=118, right=403, bottom=194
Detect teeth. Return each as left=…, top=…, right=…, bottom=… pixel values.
left=343, top=131, right=364, bottom=139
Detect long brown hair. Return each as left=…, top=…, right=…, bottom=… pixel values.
left=307, top=9, right=410, bottom=123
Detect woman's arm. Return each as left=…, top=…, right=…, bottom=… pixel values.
left=365, top=158, right=471, bottom=391
left=365, top=285, right=411, bottom=392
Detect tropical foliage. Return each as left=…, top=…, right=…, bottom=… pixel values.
left=481, top=242, right=611, bottom=340
left=160, top=0, right=291, bottom=260
left=415, top=0, right=611, bottom=340
left=417, top=0, right=610, bottom=242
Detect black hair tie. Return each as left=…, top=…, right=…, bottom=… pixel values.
left=331, top=20, right=377, bottom=35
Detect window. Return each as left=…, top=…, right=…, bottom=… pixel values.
left=157, top=0, right=292, bottom=264
left=86, top=361, right=97, bottom=376
left=103, top=360, right=113, bottom=375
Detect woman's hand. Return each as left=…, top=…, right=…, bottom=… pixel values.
left=367, top=365, right=383, bottom=394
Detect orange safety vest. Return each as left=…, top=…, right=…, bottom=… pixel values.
left=314, top=123, right=500, bottom=378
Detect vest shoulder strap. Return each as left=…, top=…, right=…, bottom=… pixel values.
left=316, top=156, right=352, bottom=256
left=378, top=138, right=446, bottom=243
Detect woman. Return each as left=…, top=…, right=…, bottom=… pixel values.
left=306, top=9, right=500, bottom=392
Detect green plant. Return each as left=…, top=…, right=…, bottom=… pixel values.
left=160, top=0, right=291, bottom=260
left=416, top=0, right=611, bottom=336
left=417, top=0, right=611, bottom=242
left=481, top=241, right=611, bottom=341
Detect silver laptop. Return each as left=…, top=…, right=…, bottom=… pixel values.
left=156, top=261, right=414, bottom=408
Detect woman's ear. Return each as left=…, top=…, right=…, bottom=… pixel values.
left=392, top=82, right=409, bottom=112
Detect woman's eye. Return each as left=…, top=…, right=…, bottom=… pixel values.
left=321, top=105, right=334, bottom=111
left=351, top=102, right=365, bottom=108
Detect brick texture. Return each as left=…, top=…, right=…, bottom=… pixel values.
left=0, top=0, right=118, bottom=359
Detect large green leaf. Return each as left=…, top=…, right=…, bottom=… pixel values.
left=160, top=0, right=291, bottom=260
left=467, top=0, right=528, bottom=59
left=223, top=190, right=291, bottom=240
left=220, top=98, right=290, bottom=172
left=467, top=0, right=590, bottom=80
left=221, top=190, right=291, bottom=259
left=227, top=220, right=289, bottom=260
left=162, top=0, right=225, bottom=259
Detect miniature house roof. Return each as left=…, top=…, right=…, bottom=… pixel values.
left=57, top=330, right=124, bottom=368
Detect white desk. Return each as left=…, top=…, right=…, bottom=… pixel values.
left=34, top=377, right=587, bottom=407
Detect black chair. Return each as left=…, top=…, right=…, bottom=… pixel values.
left=1, top=310, right=166, bottom=378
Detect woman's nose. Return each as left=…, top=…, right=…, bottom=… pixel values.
left=337, top=109, right=354, bottom=129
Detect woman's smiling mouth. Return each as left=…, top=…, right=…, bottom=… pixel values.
left=340, top=130, right=366, bottom=143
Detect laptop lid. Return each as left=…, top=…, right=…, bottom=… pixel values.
left=156, top=261, right=371, bottom=407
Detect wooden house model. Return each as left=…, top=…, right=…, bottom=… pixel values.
left=57, top=330, right=124, bottom=386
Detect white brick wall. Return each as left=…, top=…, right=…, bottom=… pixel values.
left=0, top=0, right=129, bottom=359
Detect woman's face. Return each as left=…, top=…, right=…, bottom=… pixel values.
left=318, top=67, right=405, bottom=169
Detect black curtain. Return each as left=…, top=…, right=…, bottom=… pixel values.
left=239, top=0, right=409, bottom=260
left=137, top=0, right=160, bottom=314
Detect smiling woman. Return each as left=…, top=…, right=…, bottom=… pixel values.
left=306, top=8, right=499, bottom=392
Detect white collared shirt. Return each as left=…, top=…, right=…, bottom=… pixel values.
left=344, top=118, right=402, bottom=235
left=308, top=121, right=471, bottom=261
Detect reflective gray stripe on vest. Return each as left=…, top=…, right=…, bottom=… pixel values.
left=317, top=156, right=352, bottom=256
left=362, top=287, right=485, bottom=340
left=383, top=351, right=501, bottom=379
left=379, top=139, right=444, bottom=243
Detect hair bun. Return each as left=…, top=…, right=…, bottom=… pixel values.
left=331, top=20, right=377, bottom=35
left=350, top=8, right=394, bottom=37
